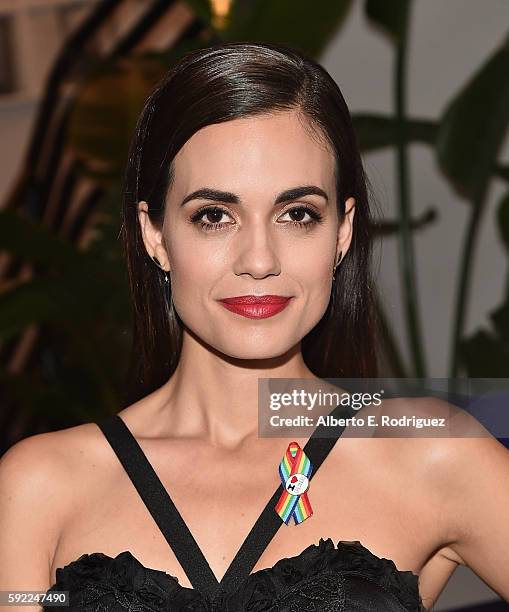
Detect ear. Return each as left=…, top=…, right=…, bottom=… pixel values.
left=138, top=201, right=170, bottom=271
left=335, top=197, right=356, bottom=263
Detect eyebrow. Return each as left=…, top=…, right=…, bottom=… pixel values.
left=180, top=185, right=329, bottom=207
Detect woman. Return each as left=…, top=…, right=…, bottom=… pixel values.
left=1, top=42, right=508, bottom=612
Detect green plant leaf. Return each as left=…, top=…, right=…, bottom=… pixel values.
left=461, top=268, right=509, bottom=376
left=351, top=114, right=436, bottom=151
left=182, top=0, right=213, bottom=24
left=491, top=299, right=509, bottom=345
left=67, top=56, right=168, bottom=175
left=0, top=277, right=91, bottom=339
left=496, top=164, right=509, bottom=183
left=0, top=208, right=122, bottom=288
left=436, top=34, right=509, bottom=200
left=460, top=329, right=509, bottom=376
left=497, top=192, right=509, bottom=252
left=0, top=368, right=97, bottom=423
left=365, top=0, right=411, bottom=44
left=0, top=209, right=82, bottom=267
left=223, top=0, right=353, bottom=57
left=0, top=261, right=127, bottom=338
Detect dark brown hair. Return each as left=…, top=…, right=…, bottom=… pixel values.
left=121, top=41, right=379, bottom=405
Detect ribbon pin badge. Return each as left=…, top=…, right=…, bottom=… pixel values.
left=275, top=441, right=313, bottom=525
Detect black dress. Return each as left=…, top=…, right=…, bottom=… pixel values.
left=44, top=405, right=427, bottom=611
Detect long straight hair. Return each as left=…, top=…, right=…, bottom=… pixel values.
left=121, top=42, right=379, bottom=405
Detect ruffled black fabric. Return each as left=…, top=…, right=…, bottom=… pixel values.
left=223, top=539, right=424, bottom=612
left=44, top=539, right=426, bottom=611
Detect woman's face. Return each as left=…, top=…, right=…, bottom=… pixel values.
left=138, top=110, right=355, bottom=360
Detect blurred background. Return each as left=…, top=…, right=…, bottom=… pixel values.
left=0, top=1, right=508, bottom=609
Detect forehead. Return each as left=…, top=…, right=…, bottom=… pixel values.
left=169, top=111, right=336, bottom=197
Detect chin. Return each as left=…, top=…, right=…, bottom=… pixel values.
left=211, top=336, right=298, bottom=361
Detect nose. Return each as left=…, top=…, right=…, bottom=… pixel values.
left=232, top=218, right=281, bottom=279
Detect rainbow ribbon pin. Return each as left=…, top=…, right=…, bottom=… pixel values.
left=274, top=441, right=313, bottom=525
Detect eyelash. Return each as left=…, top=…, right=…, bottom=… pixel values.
left=189, top=205, right=324, bottom=232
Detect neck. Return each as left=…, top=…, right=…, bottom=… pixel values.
left=155, top=330, right=318, bottom=448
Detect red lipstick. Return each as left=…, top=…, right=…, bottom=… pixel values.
left=218, top=295, right=292, bottom=319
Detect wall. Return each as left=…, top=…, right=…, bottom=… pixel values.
left=321, top=1, right=508, bottom=608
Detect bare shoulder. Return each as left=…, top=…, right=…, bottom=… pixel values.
left=0, top=420, right=109, bottom=582
left=403, top=394, right=509, bottom=495
left=401, top=397, right=509, bottom=599
left=385, top=397, right=509, bottom=562
left=0, top=419, right=108, bottom=508
left=378, top=395, right=501, bottom=479
left=0, top=419, right=108, bottom=486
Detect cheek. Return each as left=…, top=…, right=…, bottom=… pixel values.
left=287, top=225, right=336, bottom=280
left=290, top=241, right=333, bottom=277
left=297, top=254, right=334, bottom=317
left=287, top=236, right=336, bottom=323
left=164, top=229, right=224, bottom=310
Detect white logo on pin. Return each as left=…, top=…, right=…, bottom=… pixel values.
left=284, top=473, right=309, bottom=496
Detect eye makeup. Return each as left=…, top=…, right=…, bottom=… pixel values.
left=188, top=204, right=324, bottom=232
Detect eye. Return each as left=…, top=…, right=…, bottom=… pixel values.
left=189, top=206, right=234, bottom=231
left=188, top=204, right=324, bottom=232
left=278, top=205, right=323, bottom=228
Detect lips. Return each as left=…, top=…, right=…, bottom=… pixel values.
left=218, top=295, right=292, bottom=319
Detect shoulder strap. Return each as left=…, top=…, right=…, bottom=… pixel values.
left=96, top=401, right=355, bottom=597
left=218, top=402, right=355, bottom=592
left=96, top=414, right=220, bottom=595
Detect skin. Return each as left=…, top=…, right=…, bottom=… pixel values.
left=1, top=110, right=509, bottom=611
left=137, top=109, right=352, bottom=444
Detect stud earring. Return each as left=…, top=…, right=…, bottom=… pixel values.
left=332, top=251, right=343, bottom=281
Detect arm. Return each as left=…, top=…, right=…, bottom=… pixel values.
left=439, top=425, right=509, bottom=600
left=0, top=433, right=67, bottom=610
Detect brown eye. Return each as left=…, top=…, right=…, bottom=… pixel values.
left=189, top=204, right=323, bottom=232
left=278, top=206, right=323, bottom=227
left=203, top=207, right=227, bottom=224
left=189, top=206, right=234, bottom=231
left=288, top=208, right=307, bottom=222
